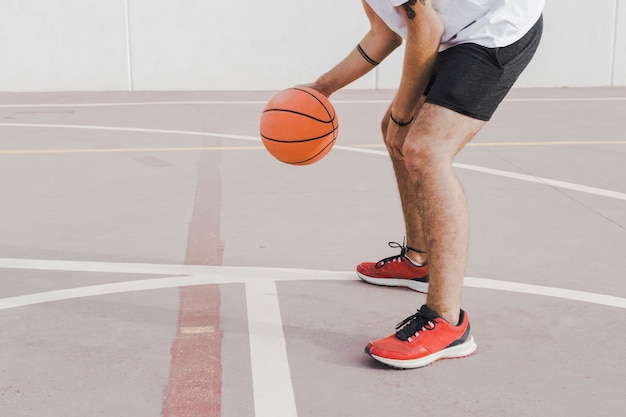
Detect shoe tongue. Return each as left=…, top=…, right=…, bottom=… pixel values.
left=395, top=306, right=439, bottom=341
left=420, top=305, right=441, bottom=321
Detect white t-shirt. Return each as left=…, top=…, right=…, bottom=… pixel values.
left=365, top=0, right=544, bottom=50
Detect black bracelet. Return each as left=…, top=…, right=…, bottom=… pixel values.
left=356, top=43, right=380, bottom=66
left=390, top=112, right=414, bottom=127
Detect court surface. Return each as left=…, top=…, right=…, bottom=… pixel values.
left=0, top=87, right=625, bottom=417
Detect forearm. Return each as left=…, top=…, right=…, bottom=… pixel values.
left=312, top=33, right=401, bottom=96
left=312, top=0, right=403, bottom=98
left=390, top=3, right=443, bottom=123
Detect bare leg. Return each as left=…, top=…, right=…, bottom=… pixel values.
left=383, top=97, right=428, bottom=265
left=401, top=104, right=485, bottom=324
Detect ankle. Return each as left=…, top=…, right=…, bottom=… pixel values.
left=428, top=304, right=461, bottom=325
left=406, top=247, right=427, bottom=265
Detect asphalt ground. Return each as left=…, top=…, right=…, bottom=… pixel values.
left=0, top=87, right=625, bottom=417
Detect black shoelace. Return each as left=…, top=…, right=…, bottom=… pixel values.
left=374, top=241, right=425, bottom=268
left=395, top=308, right=438, bottom=341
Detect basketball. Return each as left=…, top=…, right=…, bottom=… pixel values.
left=260, top=87, right=338, bottom=165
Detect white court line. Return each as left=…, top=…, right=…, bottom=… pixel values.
left=1, top=122, right=625, bottom=201
left=1, top=272, right=625, bottom=310
left=1, top=259, right=625, bottom=310
left=504, top=97, right=626, bottom=102
left=0, top=256, right=339, bottom=278
left=334, top=146, right=626, bottom=201
left=455, top=162, right=626, bottom=201
left=0, top=96, right=625, bottom=108
left=0, top=101, right=270, bottom=108
left=246, top=279, right=298, bottom=417
left=1, top=259, right=625, bottom=417
left=0, top=122, right=259, bottom=142
left=0, top=270, right=296, bottom=417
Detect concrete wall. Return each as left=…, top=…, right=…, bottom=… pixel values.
left=0, top=0, right=624, bottom=92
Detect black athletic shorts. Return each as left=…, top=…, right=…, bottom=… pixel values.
left=424, top=15, right=543, bottom=121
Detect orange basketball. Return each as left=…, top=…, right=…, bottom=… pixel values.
left=260, top=87, right=338, bottom=165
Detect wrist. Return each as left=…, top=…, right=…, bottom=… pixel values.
left=389, top=112, right=414, bottom=127
left=311, top=81, right=334, bottom=98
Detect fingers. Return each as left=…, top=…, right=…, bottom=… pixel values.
left=384, top=122, right=407, bottom=160
left=294, top=82, right=331, bottom=97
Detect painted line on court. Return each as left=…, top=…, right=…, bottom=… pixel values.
left=354, top=140, right=626, bottom=147
left=454, top=162, right=626, bottom=201
left=0, top=96, right=625, bottom=108
left=2, top=140, right=626, bottom=155
left=0, top=122, right=259, bottom=142
left=468, top=140, right=626, bottom=146
left=1, top=259, right=624, bottom=417
left=0, top=146, right=265, bottom=155
left=246, top=279, right=298, bottom=417
left=1, top=122, right=625, bottom=201
left=160, top=139, right=224, bottom=417
left=1, top=259, right=625, bottom=310
left=504, top=97, right=626, bottom=102
left=0, top=101, right=270, bottom=108
left=333, top=145, right=626, bottom=201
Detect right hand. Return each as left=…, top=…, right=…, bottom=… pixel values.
left=295, top=82, right=332, bottom=98
left=383, top=107, right=413, bottom=160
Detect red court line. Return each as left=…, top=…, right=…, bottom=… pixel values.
left=161, top=141, right=224, bottom=417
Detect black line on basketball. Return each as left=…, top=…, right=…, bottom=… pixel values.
left=291, top=138, right=337, bottom=165
left=291, top=87, right=334, bottom=121
left=260, top=125, right=337, bottom=143
left=261, top=108, right=335, bottom=124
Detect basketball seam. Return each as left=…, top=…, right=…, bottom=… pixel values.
left=291, top=138, right=337, bottom=165
left=261, top=108, right=335, bottom=124
left=260, top=125, right=338, bottom=143
left=260, top=86, right=339, bottom=165
left=292, top=87, right=334, bottom=120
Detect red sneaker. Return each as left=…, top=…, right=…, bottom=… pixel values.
left=356, top=242, right=429, bottom=293
left=365, top=305, right=476, bottom=369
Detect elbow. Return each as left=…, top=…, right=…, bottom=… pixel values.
left=409, top=20, right=443, bottom=52
left=407, top=13, right=444, bottom=46
left=388, top=32, right=403, bottom=49
left=420, top=18, right=443, bottom=46
left=428, top=18, right=444, bottom=45
left=377, top=24, right=403, bottom=49
left=432, top=20, right=444, bottom=43
left=370, top=23, right=403, bottom=51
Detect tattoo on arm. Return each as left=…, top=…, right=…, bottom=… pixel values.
left=402, top=0, right=418, bottom=20
left=402, top=0, right=438, bottom=20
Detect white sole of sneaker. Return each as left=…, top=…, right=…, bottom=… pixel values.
left=356, top=272, right=429, bottom=293
left=368, top=336, right=477, bottom=369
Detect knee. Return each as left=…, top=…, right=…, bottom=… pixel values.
left=403, top=143, right=429, bottom=183
left=381, top=116, right=398, bottom=157
left=402, top=140, right=446, bottom=183
left=380, top=116, right=390, bottom=140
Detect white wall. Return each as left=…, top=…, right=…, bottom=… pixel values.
left=0, top=0, right=129, bottom=91
left=517, top=0, right=623, bottom=88
left=0, top=0, right=624, bottom=92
